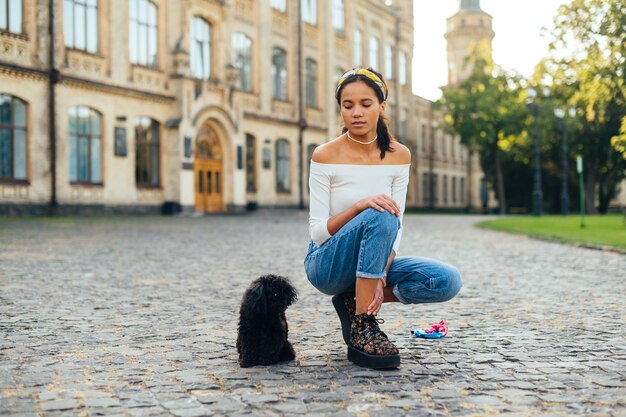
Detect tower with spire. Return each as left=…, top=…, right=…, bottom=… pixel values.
left=444, top=0, right=495, bottom=85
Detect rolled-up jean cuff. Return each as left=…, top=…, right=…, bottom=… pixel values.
left=356, top=271, right=387, bottom=279
left=392, top=284, right=409, bottom=304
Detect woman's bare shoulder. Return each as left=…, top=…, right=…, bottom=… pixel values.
left=311, top=136, right=345, bottom=163
left=389, top=142, right=411, bottom=164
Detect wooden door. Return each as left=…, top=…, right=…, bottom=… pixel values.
left=194, top=129, right=223, bottom=213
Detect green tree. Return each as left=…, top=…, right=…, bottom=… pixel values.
left=440, top=53, right=528, bottom=214
left=542, top=0, right=626, bottom=213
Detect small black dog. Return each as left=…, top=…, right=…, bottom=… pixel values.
left=237, top=274, right=298, bottom=368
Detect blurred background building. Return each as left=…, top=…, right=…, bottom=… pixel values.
left=0, top=0, right=489, bottom=214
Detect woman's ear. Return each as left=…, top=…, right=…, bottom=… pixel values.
left=380, top=101, right=387, bottom=114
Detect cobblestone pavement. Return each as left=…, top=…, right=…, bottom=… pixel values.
left=1, top=213, right=625, bottom=417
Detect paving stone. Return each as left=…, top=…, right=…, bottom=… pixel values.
left=85, top=397, right=122, bottom=407
left=39, top=399, right=81, bottom=411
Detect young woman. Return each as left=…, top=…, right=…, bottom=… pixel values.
left=304, top=68, right=463, bottom=369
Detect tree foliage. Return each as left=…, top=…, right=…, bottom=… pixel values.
left=441, top=48, right=528, bottom=214
left=541, top=0, right=626, bottom=213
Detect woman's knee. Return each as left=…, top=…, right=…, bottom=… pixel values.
left=397, top=263, right=462, bottom=304
left=361, top=208, right=400, bottom=236
left=438, top=265, right=463, bottom=302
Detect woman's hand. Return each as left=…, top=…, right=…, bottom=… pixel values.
left=367, top=279, right=385, bottom=315
left=355, top=194, right=401, bottom=217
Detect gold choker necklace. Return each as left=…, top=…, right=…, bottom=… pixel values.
left=346, top=131, right=378, bottom=145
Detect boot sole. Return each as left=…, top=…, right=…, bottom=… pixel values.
left=347, top=346, right=400, bottom=369
left=332, top=295, right=351, bottom=345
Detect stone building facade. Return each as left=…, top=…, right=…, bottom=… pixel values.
left=0, top=0, right=484, bottom=214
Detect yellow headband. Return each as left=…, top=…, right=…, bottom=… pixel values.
left=336, top=68, right=388, bottom=101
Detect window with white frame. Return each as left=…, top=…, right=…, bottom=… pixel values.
left=233, top=32, right=253, bottom=92
left=190, top=17, right=211, bottom=79
left=276, top=139, right=290, bottom=192
left=68, top=106, right=102, bottom=184
left=354, top=29, right=362, bottom=66
left=305, top=58, right=317, bottom=108
left=129, top=0, right=157, bottom=67
left=0, top=94, right=27, bottom=181
left=272, top=47, right=287, bottom=100
left=384, top=44, right=393, bottom=80
left=0, top=0, right=22, bottom=34
left=399, top=50, right=406, bottom=85
left=368, top=36, right=379, bottom=70
left=64, top=0, right=98, bottom=53
left=332, top=0, right=344, bottom=33
left=301, top=0, right=317, bottom=25
left=270, top=0, right=286, bottom=12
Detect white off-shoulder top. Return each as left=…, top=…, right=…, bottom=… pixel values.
left=308, top=160, right=410, bottom=254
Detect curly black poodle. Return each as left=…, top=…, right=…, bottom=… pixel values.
left=236, top=274, right=298, bottom=368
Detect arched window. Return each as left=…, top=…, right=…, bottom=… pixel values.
left=272, top=48, right=287, bottom=100
left=135, top=117, right=160, bottom=187
left=129, top=0, right=157, bottom=67
left=0, top=0, right=22, bottom=34
left=190, top=17, right=211, bottom=79
left=0, top=94, right=27, bottom=181
left=233, top=32, right=253, bottom=92
left=68, top=106, right=102, bottom=184
left=64, top=0, right=99, bottom=53
left=275, top=139, right=290, bottom=193
left=305, top=58, right=317, bottom=108
left=368, top=36, right=379, bottom=70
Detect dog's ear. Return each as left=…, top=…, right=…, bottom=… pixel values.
left=285, top=281, right=298, bottom=306
left=242, top=282, right=267, bottom=317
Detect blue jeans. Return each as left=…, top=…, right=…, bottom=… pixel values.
left=304, top=208, right=462, bottom=304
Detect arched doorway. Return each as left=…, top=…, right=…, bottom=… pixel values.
left=194, top=125, right=224, bottom=213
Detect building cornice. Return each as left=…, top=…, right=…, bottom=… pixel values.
left=243, top=111, right=327, bottom=133
left=0, top=62, right=176, bottom=104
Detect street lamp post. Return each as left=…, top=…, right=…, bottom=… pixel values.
left=526, top=88, right=543, bottom=216
left=554, top=107, right=568, bottom=215
left=554, top=107, right=576, bottom=215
